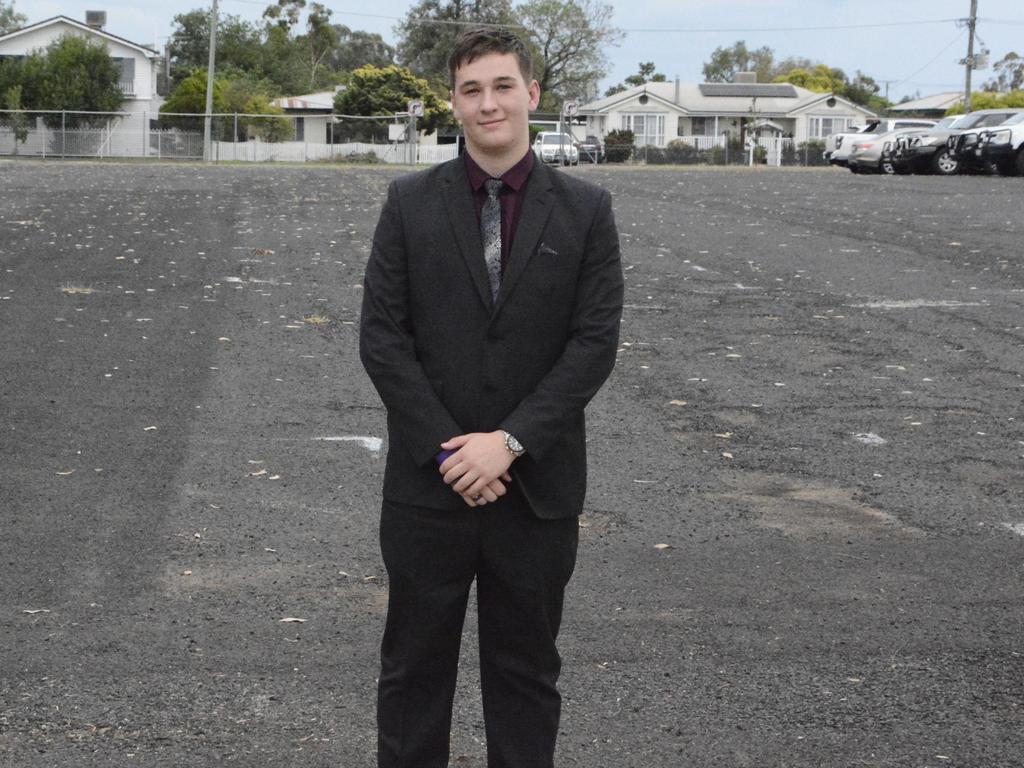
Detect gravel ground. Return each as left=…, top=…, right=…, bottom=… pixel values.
left=1, top=160, right=1022, bottom=768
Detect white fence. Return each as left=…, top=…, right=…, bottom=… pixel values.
left=0, top=109, right=459, bottom=165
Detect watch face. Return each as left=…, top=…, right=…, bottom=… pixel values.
left=505, top=433, right=524, bottom=454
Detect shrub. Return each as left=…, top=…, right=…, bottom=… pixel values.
left=604, top=128, right=634, bottom=163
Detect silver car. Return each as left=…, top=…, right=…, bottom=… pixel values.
left=847, top=127, right=933, bottom=174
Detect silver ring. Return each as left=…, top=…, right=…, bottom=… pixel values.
left=473, top=495, right=482, bottom=501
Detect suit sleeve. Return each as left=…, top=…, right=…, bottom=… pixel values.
left=359, top=180, right=464, bottom=466
left=500, top=188, right=623, bottom=460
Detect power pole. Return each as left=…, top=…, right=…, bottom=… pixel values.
left=963, top=0, right=978, bottom=112
left=203, top=0, right=219, bottom=162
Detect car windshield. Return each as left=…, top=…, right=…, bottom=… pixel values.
left=999, top=112, right=1024, bottom=126
left=933, top=116, right=959, bottom=129
left=541, top=135, right=572, bottom=144
left=960, top=112, right=1014, bottom=129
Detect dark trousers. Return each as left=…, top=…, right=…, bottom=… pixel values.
left=377, top=490, right=579, bottom=768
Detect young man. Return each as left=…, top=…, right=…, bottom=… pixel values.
left=359, top=28, right=623, bottom=768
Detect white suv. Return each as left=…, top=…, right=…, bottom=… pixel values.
left=977, top=112, right=1024, bottom=176
left=533, top=132, right=579, bottom=165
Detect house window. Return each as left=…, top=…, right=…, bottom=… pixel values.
left=295, top=117, right=305, bottom=141
left=621, top=113, right=665, bottom=146
left=807, top=116, right=855, bottom=139
left=690, top=117, right=721, bottom=136
left=112, top=57, right=135, bottom=95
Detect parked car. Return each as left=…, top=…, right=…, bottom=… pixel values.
left=825, top=118, right=936, bottom=167
left=963, top=111, right=1024, bottom=176
left=847, top=127, right=933, bottom=174
left=533, top=131, right=579, bottom=165
left=891, top=110, right=1023, bottom=175
left=577, top=134, right=604, bottom=163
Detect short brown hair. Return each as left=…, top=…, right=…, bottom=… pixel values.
left=448, top=28, right=533, bottom=88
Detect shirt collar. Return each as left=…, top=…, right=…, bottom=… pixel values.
left=464, top=148, right=535, bottom=194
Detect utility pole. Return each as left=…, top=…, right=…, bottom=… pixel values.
left=963, top=0, right=978, bottom=113
left=203, top=0, right=219, bottom=162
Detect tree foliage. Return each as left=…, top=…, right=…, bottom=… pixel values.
left=605, top=61, right=665, bottom=97
left=946, top=90, right=1024, bottom=115
left=333, top=64, right=451, bottom=136
left=701, top=41, right=889, bottom=110
left=702, top=41, right=776, bottom=83
left=518, top=0, right=621, bottom=109
left=395, top=0, right=515, bottom=89
left=328, top=26, right=395, bottom=72
left=984, top=52, right=1024, bottom=93
left=159, top=69, right=290, bottom=141
left=166, top=3, right=395, bottom=97
left=167, top=10, right=263, bottom=85
left=1, top=36, right=126, bottom=127
left=0, top=0, right=26, bottom=35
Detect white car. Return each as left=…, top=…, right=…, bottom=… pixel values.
left=825, top=118, right=936, bottom=167
left=533, top=132, right=579, bottom=165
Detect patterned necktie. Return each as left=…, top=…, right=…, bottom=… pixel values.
left=481, top=179, right=503, bottom=301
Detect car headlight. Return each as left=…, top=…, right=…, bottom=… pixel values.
left=918, top=136, right=942, bottom=147
left=987, top=130, right=1012, bottom=146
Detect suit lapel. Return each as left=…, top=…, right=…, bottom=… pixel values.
left=441, top=160, right=493, bottom=309
left=496, top=162, right=554, bottom=308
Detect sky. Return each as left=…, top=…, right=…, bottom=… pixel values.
left=24, top=0, right=1024, bottom=102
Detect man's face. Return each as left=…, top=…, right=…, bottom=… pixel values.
left=451, top=52, right=540, bottom=160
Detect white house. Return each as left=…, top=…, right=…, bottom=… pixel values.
left=578, top=77, right=875, bottom=151
left=0, top=13, right=164, bottom=156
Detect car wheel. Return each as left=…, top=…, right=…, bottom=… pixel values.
left=996, top=158, right=1018, bottom=177
left=931, top=149, right=959, bottom=176
left=1016, top=147, right=1024, bottom=176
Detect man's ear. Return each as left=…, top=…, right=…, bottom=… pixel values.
left=528, top=79, right=541, bottom=111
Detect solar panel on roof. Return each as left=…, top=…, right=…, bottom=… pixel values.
left=699, top=84, right=799, bottom=98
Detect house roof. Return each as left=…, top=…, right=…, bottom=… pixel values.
left=581, top=80, right=875, bottom=119
left=0, top=16, right=160, bottom=57
left=889, top=92, right=964, bottom=113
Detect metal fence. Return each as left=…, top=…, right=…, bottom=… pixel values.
left=606, top=136, right=829, bottom=167
left=0, top=109, right=459, bottom=165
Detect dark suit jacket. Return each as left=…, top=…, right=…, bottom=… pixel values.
left=359, top=157, right=623, bottom=519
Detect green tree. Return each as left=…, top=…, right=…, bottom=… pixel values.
left=37, top=36, right=125, bottom=127
left=946, top=90, right=1024, bottom=115
left=604, top=61, right=665, bottom=97
left=302, top=3, right=340, bottom=90
left=519, top=0, right=621, bottom=109
left=984, top=52, right=1024, bottom=93
left=395, top=0, right=515, bottom=88
left=160, top=69, right=291, bottom=141
left=1, top=84, right=29, bottom=153
left=333, top=64, right=451, bottom=136
left=328, top=25, right=395, bottom=72
left=773, top=64, right=846, bottom=93
left=0, top=0, right=26, bottom=35
left=702, top=40, right=775, bottom=83
left=167, top=10, right=263, bottom=86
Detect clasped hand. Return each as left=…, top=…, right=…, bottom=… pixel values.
left=438, top=431, right=514, bottom=508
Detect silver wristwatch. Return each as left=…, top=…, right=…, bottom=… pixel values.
left=502, top=430, right=525, bottom=458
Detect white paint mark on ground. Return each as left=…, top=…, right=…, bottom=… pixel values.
left=314, top=436, right=383, bottom=456
left=849, top=299, right=986, bottom=309
left=853, top=432, right=887, bottom=446
left=1000, top=522, right=1024, bottom=537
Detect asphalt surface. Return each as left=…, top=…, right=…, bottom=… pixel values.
left=1, top=160, right=1022, bottom=768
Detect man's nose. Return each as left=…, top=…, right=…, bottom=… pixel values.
left=480, top=87, right=498, bottom=111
